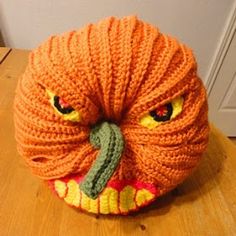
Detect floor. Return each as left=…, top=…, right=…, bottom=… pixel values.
left=2, top=47, right=236, bottom=236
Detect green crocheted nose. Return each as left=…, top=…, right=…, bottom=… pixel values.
left=79, top=122, right=124, bottom=199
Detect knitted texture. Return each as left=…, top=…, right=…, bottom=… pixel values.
left=80, top=122, right=124, bottom=199
left=14, top=15, right=209, bottom=214
left=49, top=177, right=158, bottom=214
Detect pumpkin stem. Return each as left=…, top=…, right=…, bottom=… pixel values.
left=79, top=121, right=124, bottom=199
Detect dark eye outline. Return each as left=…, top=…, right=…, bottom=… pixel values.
left=139, top=96, right=184, bottom=129
left=53, top=95, right=75, bottom=114
left=149, top=103, right=173, bottom=122
left=46, top=89, right=82, bottom=122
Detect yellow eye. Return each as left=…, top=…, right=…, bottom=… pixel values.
left=46, top=89, right=81, bottom=122
left=139, top=96, right=184, bottom=129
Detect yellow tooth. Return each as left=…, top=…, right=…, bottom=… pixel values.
left=119, top=186, right=136, bottom=213
left=88, top=197, right=99, bottom=213
left=55, top=178, right=156, bottom=214
left=80, top=191, right=99, bottom=213
left=107, top=189, right=119, bottom=214
left=99, top=188, right=110, bottom=214
left=54, top=180, right=67, bottom=198
left=80, top=191, right=90, bottom=211
left=135, top=189, right=155, bottom=206
left=99, top=188, right=119, bottom=214
left=64, top=180, right=81, bottom=207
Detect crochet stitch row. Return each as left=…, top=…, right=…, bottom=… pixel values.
left=14, top=15, right=209, bottom=197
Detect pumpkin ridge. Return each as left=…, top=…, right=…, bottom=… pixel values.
left=14, top=15, right=209, bottom=215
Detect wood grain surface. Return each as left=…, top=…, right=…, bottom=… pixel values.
left=0, top=47, right=11, bottom=64
left=0, top=49, right=236, bottom=236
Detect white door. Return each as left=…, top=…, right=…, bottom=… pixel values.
left=208, top=28, right=236, bottom=136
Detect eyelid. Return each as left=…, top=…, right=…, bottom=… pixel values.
left=139, top=96, right=184, bottom=129
left=46, top=89, right=82, bottom=122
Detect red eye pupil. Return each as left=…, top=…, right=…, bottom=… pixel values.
left=155, top=105, right=168, bottom=117
left=59, top=98, right=70, bottom=108
left=149, top=103, right=173, bottom=122
left=54, top=96, right=74, bottom=114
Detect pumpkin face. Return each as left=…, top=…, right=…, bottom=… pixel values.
left=14, top=16, right=209, bottom=214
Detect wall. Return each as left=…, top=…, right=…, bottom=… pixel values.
left=0, top=0, right=235, bottom=83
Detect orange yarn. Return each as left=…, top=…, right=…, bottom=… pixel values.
left=14, top=15, right=209, bottom=197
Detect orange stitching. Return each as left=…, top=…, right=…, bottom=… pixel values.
left=14, top=15, right=209, bottom=212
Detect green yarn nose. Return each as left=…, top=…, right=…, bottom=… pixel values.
left=79, top=122, right=124, bottom=199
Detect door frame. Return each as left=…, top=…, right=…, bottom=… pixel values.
left=206, top=2, right=236, bottom=95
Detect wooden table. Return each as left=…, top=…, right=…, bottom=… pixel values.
left=1, top=47, right=236, bottom=236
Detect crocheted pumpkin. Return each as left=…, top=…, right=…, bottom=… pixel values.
left=14, top=16, right=209, bottom=215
